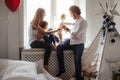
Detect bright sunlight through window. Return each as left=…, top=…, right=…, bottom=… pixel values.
left=24, top=0, right=86, bottom=48
left=25, top=0, right=51, bottom=48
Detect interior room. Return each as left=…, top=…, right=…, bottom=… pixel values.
left=0, top=0, right=120, bottom=80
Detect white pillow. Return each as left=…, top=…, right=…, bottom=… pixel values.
left=1, top=60, right=37, bottom=80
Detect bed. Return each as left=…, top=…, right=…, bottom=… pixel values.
left=0, top=59, right=62, bottom=80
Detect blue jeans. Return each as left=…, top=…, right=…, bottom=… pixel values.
left=56, top=39, right=84, bottom=80
left=43, top=34, right=59, bottom=45
left=30, top=40, right=52, bottom=65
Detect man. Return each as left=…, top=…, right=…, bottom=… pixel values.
left=56, top=5, right=88, bottom=80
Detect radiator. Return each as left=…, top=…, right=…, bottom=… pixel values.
left=21, top=48, right=75, bottom=80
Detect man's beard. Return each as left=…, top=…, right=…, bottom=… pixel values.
left=73, top=16, right=76, bottom=19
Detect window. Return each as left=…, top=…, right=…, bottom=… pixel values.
left=26, top=0, right=51, bottom=26
left=55, top=0, right=75, bottom=39
left=24, top=0, right=86, bottom=48
left=56, top=0, right=74, bottom=22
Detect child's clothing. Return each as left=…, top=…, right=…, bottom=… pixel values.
left=43, top=34, right=59, bottom=45
left=37, top=28, right=59, bottom=49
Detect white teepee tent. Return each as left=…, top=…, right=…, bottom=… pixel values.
left=82, top=1, right=120, bottom=80
left=82, top=28, right=105, bottom=79
left=97, top=2, right=120, bottom=80
left=97, top=25, right=120, bottom=80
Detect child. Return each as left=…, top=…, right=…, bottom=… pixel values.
left=60, top=13, right=73, bottom=33
left=60, top=13, right=66, bottom=24
left=37, top=21, right=49, bottom=43
left=57, top=14, right=66, bottom=42
left=48, top=28, right=59, bottom=45
left=37, top=21, right=59, bottom=49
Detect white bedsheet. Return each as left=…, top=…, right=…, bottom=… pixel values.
left=0, top=59, right=37, bottom=80
left=0, top=59, right=8, bottom=79
left=0, top=59, right=62, bottom=80
left=37, top=74, right=47, bottom=80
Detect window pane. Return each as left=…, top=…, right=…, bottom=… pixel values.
left=56, top=0, right=74, bottom=22
left=27, top=0, right=51, bottom=25
left=55, top=0, right=74, bottom=40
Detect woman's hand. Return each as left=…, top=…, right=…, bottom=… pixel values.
left=57, top=27, right=62, bottom=31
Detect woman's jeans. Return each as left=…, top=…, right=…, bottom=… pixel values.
left=56, top=39, right=84, bottom=80
left=30, top=40, right=52, bottom=65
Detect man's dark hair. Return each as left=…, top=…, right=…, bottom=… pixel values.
left=69, top=5, right=81, bottom=15
left=40, top=21, right=48, bottom=28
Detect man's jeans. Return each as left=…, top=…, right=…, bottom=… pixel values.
left=56, top=39, right=84, bottom=80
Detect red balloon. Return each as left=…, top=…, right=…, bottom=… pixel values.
left=4, top=0, right=21, bottom=12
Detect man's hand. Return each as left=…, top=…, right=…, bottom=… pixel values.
left=59, top=24, right=67, bottom=29
left=58, top=24, right=71, bottom=33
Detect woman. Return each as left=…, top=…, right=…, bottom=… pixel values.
left=29, top=8, right=61, bottom=71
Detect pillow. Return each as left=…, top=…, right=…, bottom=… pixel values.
left=1, top=60, right=37, bottom=80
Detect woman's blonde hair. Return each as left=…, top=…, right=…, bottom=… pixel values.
left=31, top=8, right=45, bottom=27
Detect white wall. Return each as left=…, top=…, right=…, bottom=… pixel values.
left=0, top=0, right=23, bottom=59
left=86, top=0, right=116, bottom=47
left=86, top=0, right=102, bottom=47
left=0, top=1, right=8, bottom=58
left=114, top=1, right=120, bottom=34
